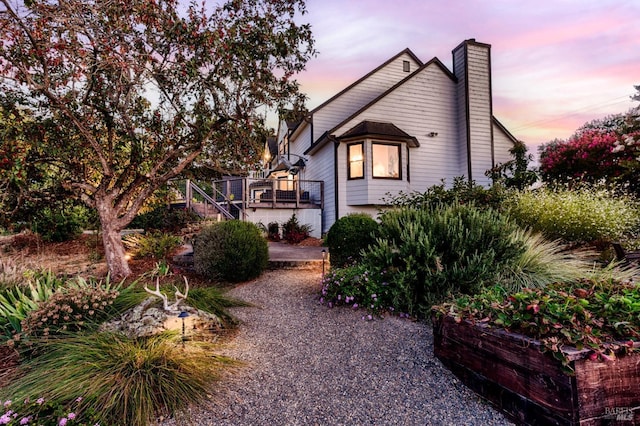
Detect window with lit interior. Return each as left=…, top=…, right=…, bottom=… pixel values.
left=348, top=143, right=364, bottom=179
left=372, top=143, right=401, bottom=179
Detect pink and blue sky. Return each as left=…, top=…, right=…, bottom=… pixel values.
left=295, top=0, right=639, bottom=155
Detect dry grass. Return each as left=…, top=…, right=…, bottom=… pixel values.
left=1, top=233, right=107, bottom=282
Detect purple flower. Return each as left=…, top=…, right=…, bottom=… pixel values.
left=371, top=294, right=377, bottom=299
left=328, top=302, right=333, bottom=308
left=0, top=414, right=12, bottom=425
left=20, top=417, right=31, bottom=425
left=337, top=294, right=342, bottom=301
left=67, top=413, right=76, bottom=420
left=352, top=303, right=358, bottom=309
left=59, top=417, right=68, bottom=426
left=2, top=401, right=10, bottom=408
left=75, top=397, right=83, bottom=403
left=36, top=398, right=45, bottom=405
left=367, top=315, right=373, bottom=321
left=319, top=297, right=324, bottom=304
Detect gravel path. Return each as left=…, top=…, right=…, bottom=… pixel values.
left=165, top=267, right=513, bottom=426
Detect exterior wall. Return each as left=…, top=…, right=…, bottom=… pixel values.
left=333, top=63, right=459, bottom=197
left=493, top=122, right=516, bottom=165
left=275, top=40, right=517, bottom=234
left=303, top=142, right=336, bottom=234
left=248, top=208, right=322, bottom=239
left=311, top=52, right=421, bottom=144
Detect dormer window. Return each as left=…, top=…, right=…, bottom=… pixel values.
left=403, top=60, right=410, bottom=72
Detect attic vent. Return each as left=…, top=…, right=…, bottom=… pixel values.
left=403, top=60, right=410, bottom=72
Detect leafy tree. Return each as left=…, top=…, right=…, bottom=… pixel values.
left=486, top=140, right=538, bottom=190
left=0, top=0, right=315, bottom=278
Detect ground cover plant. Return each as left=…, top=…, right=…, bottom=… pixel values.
left=433, top=276, right=640, bottom=374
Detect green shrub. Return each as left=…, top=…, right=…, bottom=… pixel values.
left=267, top=221, right=280, bottom=241
left=193, top=220, right=268, bottom=282
left=281, top=214, right=311, bottom=244
left=32, top=205, right=92, bottom=242
left=384, top=176, right=509, bottom=211
left=321, top=204, right=526, bottom=318
left=123, top=232, right=183, bottom=260
left=508, top=186, right=640, bottom=244
left=1, top=332, right=233, bottom=426
left=325, top=213, right=379, bottom=268
left=129, top=205, right=200, bottom=232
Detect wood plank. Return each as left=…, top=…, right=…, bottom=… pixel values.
left=434, top=315, right=578, bottom=419
left=574, top=354, right=640, bottom=421
left=433, top=314, right=640, bottom=426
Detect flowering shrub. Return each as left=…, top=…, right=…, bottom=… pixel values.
left=20, top=282, right=119, bottom=340
left=508, top=186, right=640, bottom=244
left=539, top=126, right=640, bottom=194
left=0, top=271, right=63, bottom=342
left=433, top=277, right=640, bottom=374
left=320, top=264, right=409, bottom=318
left=0, top=396, right=96, bottom=425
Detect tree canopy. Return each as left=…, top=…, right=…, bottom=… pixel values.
left=0, top=0, right=316, bottom=277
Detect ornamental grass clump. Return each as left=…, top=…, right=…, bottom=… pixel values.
left=508, top=186, right=640, bottom=244
left=433, top=277, right=640, bottom=374
left=1, top=332, right=234, bottom=426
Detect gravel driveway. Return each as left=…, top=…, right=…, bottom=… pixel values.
left=164, top=267, right=513, bottom=426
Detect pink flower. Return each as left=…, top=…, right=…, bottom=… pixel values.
left=59, top=417, right=68, bottom=426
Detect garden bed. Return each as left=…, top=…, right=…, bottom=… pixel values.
left=433, top=314, right=640, bottom=425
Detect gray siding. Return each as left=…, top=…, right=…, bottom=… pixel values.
left=312, top=53, right=421, bottom=144
left=493, top=122, right=516, bottom=165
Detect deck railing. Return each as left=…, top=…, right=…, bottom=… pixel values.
left=171, top=178, right=323, bottom=220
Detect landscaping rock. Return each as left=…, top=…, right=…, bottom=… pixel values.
left=101, top=297, right=222, bottom=339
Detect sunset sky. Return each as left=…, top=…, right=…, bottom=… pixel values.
left=293, top=0, right=639, bottom=156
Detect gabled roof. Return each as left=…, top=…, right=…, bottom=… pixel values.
left=310, top=48, right=423, bottom=115
left=266, top=136, right=278, bottom=158
left=338, top=120, right=419, bottom=147
left=492, top=117, right=519, bottom=144
left=305, top=57, right=455, bottom=155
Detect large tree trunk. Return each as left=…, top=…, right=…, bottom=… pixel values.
left=96, top=198, right=131, bottom=279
